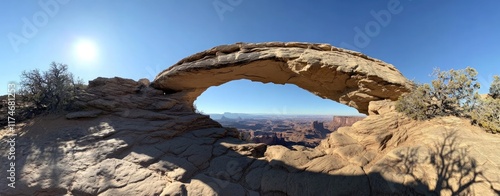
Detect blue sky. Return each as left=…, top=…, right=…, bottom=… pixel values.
left=1, top=1, right=499, bottom=115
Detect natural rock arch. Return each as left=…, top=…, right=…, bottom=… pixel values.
left=151, top=42, right=412, bottom=114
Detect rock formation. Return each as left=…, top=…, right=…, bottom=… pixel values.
left=326, top=116, right=365, bottom=131
left=240, top=131, right=286, bottom=146
left=311, top=121, right=329, bottom=137
left=151, top=42, right=413, bottom=114
left=1, top=42, right=499, bottom=195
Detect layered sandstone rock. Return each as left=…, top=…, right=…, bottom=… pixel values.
left=1, top=42, right=499, bottom=195
left=326, top=116, right=365, bottom=132
left=151, top=42, right=413, bottom=114
left=1, top=77, right=499, bottom=196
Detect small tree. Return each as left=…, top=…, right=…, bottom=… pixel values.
left=470, top=97, right=500, bottom=133
left=428, top=67, right=480, bottom=117
left=471, top=76, right=500, bottom=133
left=20, top=62, right=83, bottom=112
left=489, top=75, right=500, bottom=99
left=396, top=67, right=480, bottom=120
left=395, top=82, right=431, bottom=120
left=397, top=67, right=500, bottom=133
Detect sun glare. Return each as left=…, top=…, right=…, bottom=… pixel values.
left=74, top=39, right=98, bottom=62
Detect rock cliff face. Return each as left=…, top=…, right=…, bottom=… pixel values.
left=311, top=121, right=329, bottom=138
left=1, top=43, right=499, bottom=195
left=327, top=116, right=365, bottom=131
left=151, top=42, right=413, bottom=114
left=240, top=131, right=286, bottom=146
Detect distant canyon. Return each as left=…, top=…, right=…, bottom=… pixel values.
left=211, top=113, right=365, bottom=147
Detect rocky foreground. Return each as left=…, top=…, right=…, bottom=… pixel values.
left=1, top=42, right=499, bottom=195
left=1, top=77, right=499, bottom=195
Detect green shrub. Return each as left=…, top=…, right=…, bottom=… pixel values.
left=396, top=67, right=480, bottom=120
left=20, top=62, right=83, bottom=112
left=395, top=82, right=431, bottom=120
left=470, top=97, right=500, bottom=133
left=397, top=67, right=500, bottom=133
left=490, top=75, right=500, bottom=99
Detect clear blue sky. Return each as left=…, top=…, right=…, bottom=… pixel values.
left=1, top=1, right=499, bottom=115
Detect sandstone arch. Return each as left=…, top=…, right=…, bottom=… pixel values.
left=151, top=42, right=412, bottom=114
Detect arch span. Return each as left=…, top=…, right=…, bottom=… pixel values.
left=194, top=79, right=363, bottom=115
left=151, top=42, right=412, bottom=114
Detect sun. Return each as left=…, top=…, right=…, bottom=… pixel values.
left=74, top=39, right=98, bottom=62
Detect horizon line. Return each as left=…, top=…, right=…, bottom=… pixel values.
left=205, top=112, right=366, bottom=116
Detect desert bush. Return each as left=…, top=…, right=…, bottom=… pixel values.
left=20, top=62, right=84, bottom=112
left=470, top=97, right=500, bottom=133
left=490, top=75, right=500, bottom=99
left=395, top=82, right=431, bottom=120
left=396, top=67, right=480, bottom=120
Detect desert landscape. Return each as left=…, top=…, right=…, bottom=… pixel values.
left=212, top=113, right=364, bottom=147
left=2, top=1, right=500, bottom=196
left=1, top=42, right=499, bottom=195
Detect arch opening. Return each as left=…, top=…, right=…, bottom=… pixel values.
left=195, top=79, right=366, bottom=147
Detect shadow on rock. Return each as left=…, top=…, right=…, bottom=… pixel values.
left=376, top=130, right=499, bottom=195
left=3, top=116, right=500, bottom=195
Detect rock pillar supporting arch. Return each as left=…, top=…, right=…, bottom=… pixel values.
left=151, top=42, right=412, bottom=114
